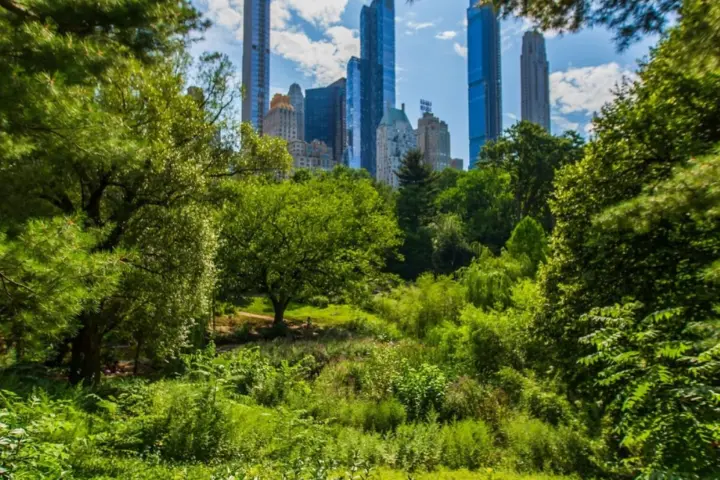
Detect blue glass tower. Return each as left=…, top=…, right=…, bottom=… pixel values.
left=241, top=0, right=271, bottom=134
left=360, top=0, right=395, bottom=176
left=345, top=57, right=362, bottom=169
left=306, top=79, right=347, bottom=166
left=467, top=2, right=502, bottom=168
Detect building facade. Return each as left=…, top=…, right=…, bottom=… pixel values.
left=288, top=83, right=305, bottom=141
left=467, top=2, right=502, bottom=168
left=360, top=0, right=396, bottom=177
left=305, top=79, right=346, bottom=166
left=345, top=57, right=362, bottom=169
left=450, top=158, right=465, bottom=170
left=241, top=0, right=271, bottom=134
left=376, top=105, right=416, bottom=189
left=288, top=139, right=334, bottom=171
left=521, top=31, right=551, bottom=131
left=263, top=94, right=297, bottom=142
left=417, top=112, right=451, bottom=171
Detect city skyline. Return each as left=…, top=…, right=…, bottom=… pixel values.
left=197, top=0, right=654, bottom=166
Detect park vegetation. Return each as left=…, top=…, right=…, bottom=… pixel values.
left=0, top=0, right=718, bottom=479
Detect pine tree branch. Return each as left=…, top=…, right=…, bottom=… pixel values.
left=0, top=0, right=38, bottom=21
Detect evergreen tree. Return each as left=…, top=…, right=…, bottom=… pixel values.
left=393, top=150, right=438, bottom=279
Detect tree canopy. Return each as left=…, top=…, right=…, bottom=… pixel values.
left=218, top=172, right=401, bottom=325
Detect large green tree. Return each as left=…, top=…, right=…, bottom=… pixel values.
left=537, top=0, right=720, bottom=389
left=0, top=0, right=290, bottom=384
left=480, top=121, right=584, bottom=231
left=436, top=167, right=516, bottom=252
left=218, top=171, right=401, bottom=325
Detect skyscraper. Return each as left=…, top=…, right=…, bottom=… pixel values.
left=305, top=79, right=347, bottom=166
left=360, top=0, right=396, bottom=177
left=417, top=112, right=451, bottom=171
left=241, top=0, right=271, bottom=134
left=263, top=94, right=297, bottom=142
left=345, top=57, right=362, bottom=169
left=288, top=83, right=305, bottom=141
left=467, top=2, right=502, bottom=168
left=376, top=104, right=416, bottom=188
left=521, top=31, right=551, bottom=131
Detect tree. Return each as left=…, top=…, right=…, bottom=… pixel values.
left=505, top=216, right=548, bottom=275
left=537, top=0, right=720, bottom=383
left=436, top=167, right=516, bottom=252
left=393, top=150, right=439, bottom=279
left=480, top=121, right=584, bottom=231
left=0, top=218, right=124, bottom=362
left=428, top=214, right=475, bottom=275
left=0, top=1, right=291, bottom=384
left=396, top=150, right=438, bottom=232
left=218, top=173, right=401, bottom=325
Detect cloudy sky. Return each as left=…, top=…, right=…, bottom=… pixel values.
left=192, top=0, right=658, bottom=165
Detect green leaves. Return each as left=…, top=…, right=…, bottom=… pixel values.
left=579, top=305, right=720, bottom=477
left=217, top=172, right=401, bottom=324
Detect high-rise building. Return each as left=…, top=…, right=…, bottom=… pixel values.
left=288, top=83, right=305, bottom=141
left=263, top=94, right=297, bottom=142
left=288, top=139, right=334, bottom=171
left=305, top=79, right=346, bottom=166
left=450, top=158, right=465, bottom=170
left=241, top=0, right=271, bottom=134
left=345, top=57, right=362, bottom=169
left=360, top=0, right=396, bottom=177
left=417, top=112, right=451, bottom=171
left=467, top=2, right=502, bottom=168
left=521, top=31, right=551, bottom=131
left=376, top=104, right=416, bottom=189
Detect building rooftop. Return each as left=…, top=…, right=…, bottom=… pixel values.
left=380, top=106, right=411, bottom=127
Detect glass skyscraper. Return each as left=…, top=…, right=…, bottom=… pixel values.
left=467, top=2, right=502, bottom=168
left=288, top=83, right=305, bottom=141
left=345, top=57, right=362, bottom=169
left=306, top=79, right=347, bottom=166
left=241, top=0, right=271, bottom=134
left=521, top=31, right=551, bottom=131
left=360, top=0, right=395, bottom=177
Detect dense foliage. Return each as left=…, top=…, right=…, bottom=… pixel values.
left=0, top=0, right=718, bottom=478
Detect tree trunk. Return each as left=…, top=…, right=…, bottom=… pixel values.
left=133, top=336, right=143, bottom=376
left=270, top=295, right=288, bottom=326
left=69, top=315, right=103, bottom=385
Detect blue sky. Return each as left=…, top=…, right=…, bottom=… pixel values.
left=192, top=0, right=659, bottom=166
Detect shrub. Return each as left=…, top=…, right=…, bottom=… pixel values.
left=463, top=306, right=531, bottom=375
left=441, top=377, right=510, bottom=428
left=439, top=419, right=495, bottom=470
left=361, top=398, right=407, bottom=433
left=393, top=363, right=447, bottom=421
left=462, top=248, right=527, bottom=310
left=373, top=274, right=466, bottom=337
left=391, top=422, right=442, bottom=472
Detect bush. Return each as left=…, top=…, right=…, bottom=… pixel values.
left=441, top=377, right=510, bottom=428
left=361, top=398, right=407, bottom=433
left=373, top=274, right=466, bottom=337
left=392, top=422, right=442, bottom=472
left=440, top=419, right=495, bottom=470
left=463, top=307, right=531, bottom=375
left=462, top=248, right=527, bottom=310
left=393, top=363, right=447, bottom=421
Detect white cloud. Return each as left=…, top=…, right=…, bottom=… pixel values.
left=407, top=21, right=434, bottom=30
left=550, top=62, right=637, bottom=116
left=203, top=0, right=244, bottom=35
left=552, top=115, right=580, bottom=132
left=453, top=42, right=467, bottom=58
left=201, top=0, right=357, bottom=86
left=436, top=31, right=457, bottom=40
left=271, top=26, right=359, bottom=85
